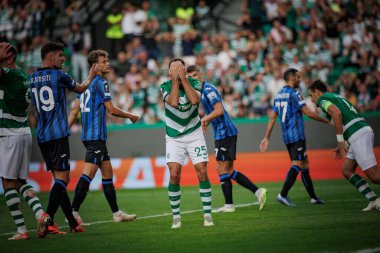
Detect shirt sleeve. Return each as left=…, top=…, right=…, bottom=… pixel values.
left=160, top=81, right=171, bottom=102
left=189, top=78, right=201, bottom=92
left=318, top=99, right=333, bottom=113
left=292, top=90, right=306, bottom=110
left=97, top=79, right=112, bottom=103
left=205, top=85, right=221, bottom=106
left=60, top=71, right=76, bottom=91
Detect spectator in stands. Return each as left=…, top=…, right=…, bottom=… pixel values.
left=176, top=0, right=194, bottom=22
left=193, top=0, right=211, bottom=32
left=67, top=23, right=91, bottom=82
left=106, top=7, right=124, bottom=59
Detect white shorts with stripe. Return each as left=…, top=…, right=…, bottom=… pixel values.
left=347, top=126, right=377, bottom=171
left=0, top=134, right=32, bottom=179
left=166, top=127, right=209, bottom=166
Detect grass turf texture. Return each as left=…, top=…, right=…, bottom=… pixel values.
left=0, top=179, right=379, bottom=253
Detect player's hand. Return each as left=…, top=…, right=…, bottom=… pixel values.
left=177, top=63, right=186, bottom=80
left=129, top=113, right=139, bottom=123
left=333, top=141, right=348, bottom=160
left=169, top=61, right=180, bottom=79
left=0, top=42, right=13, bottom=62
left=259, top=138, right=269, bottom=152
left=88, top=63, right=98, bottom=79
left=201, top=118, right=209, bottom=133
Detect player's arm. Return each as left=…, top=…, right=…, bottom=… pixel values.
left=104, top=100, right=139, bottom=123
left=165, top=61, right=182, bottom=108
left=178, top=64, right=200, bottom=105
left=325, top=103, right=347, bottom=158
left=68, top=98, right=80, bottom=128
left=73, top=63, right=98, bottom=94
left=201, top=102, right=223, bottom=132
left=302, top=106, right=330, bottom=124
left=259, top=110, right=278, bottom=152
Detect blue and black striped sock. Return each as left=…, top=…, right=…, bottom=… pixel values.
left=280, top=165, right=300, bottom=197
left=231, top=170, right=258, bottom=194
left=72, top=174, right=92, bottom=212
left=301, top=168, right=317, bottom=199
left=219, top=173, right=233, bottom=204
left=102, top=178, right=119, bottom=213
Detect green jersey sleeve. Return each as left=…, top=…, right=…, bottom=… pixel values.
left=317, top=97, right=333, bottom=113
left=160, top=80, right=172, bottom=102
left=188, top=77, right=201, bottom=92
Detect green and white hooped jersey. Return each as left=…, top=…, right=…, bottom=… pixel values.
left=0, top=67, right=31, bottom=136
left=160, top=77, right=202, bottom=137
left=317, top=92, right=368, bottom=141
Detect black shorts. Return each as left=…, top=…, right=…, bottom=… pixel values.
left=215, top=135, right=237, bottom=161
left=38, top=137, right=70, bottom=171
left=83, top=140, right=110, bottom=165
left=286, top=140, right=307, bottom=161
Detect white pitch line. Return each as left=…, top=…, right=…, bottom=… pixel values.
left=0, top=202, right=259, bottom=236
left=351, top=247, right=380, bottom=253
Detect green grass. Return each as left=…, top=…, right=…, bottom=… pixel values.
left=1, top=180, right=380, bottom=253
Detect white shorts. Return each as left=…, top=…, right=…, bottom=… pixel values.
left=166, top=127, right=209, bottom=166
left=0, top=134, right=32, bottom=179
left=347, top=127, right=377, bottom=171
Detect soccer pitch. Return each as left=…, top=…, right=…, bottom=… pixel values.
left=0, top=180, right=379, bottom=253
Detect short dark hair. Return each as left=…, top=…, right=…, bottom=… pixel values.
left=41, top=42, right=64, bottom=60
left=186, top=65, right=200, bottom=73
left=283, top=68, right=299, bottom=81
left=88, top=50, right=108, bottom=65
left=168, top=58, right=185, bottom=68
left=309, top=79, right=328, bottom=93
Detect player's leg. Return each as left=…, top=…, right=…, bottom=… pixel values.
left=43, top=138, right=82, bottom=233
left=71, top=141, right=101, bottom=223
left=100, top=158, right=136, bottom=222
left=187, top=129, right=213, bottom=226
left=2, top=178, right=29, bottom=240
left=213, top=160, right=235, bottom=212
left=213, top=137, right=234, bottom=212
left=166, top=136, right=186, bottom=228
left=0, top=135, right=30, bottom=240
left=17, top=179, right=51, bottom=238
left=277, top=142, right=301, bottom=206
left=346, top=131, right=380, bottom=210
left=16, top=134, right=51, bottom=238
left=301, top=155, right=324, bottom=204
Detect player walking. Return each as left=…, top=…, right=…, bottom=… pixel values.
left=309, top=80, right=380, bottom=211
left=260, top=68, right=329, bottom=206
left=68, top=49, right=139, bottom=223
left=186, top=65, right=268, bottom=212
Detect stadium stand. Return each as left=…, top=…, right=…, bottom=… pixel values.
left=0, top=0, right=379, bottom=128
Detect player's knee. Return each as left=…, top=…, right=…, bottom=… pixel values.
left=170, top=173, right=181, bottom=183
left=196, top=169, right=208, bottom=181
left=25, top=188, right=37, bottom=198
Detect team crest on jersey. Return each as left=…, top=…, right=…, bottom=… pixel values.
left=207, top=91, right=217, bottom=100
left=104, top=83, right=110, bottom=92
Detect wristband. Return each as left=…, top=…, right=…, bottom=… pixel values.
left=336, top=134, right=344, bottom=142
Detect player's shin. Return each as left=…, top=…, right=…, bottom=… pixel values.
left=280, top=166, right=300, bottom=197
left=219, top=173, right=233, bottom=204
left=19, top=183, right=44, bottom=219
left=168, top=183, right=181, bottom=219
left=4, top=188, right=27, bottom=234
left=72, top=174, right=92, bottom=212
left=199, top=180, right=212, bottom=217
left=231, top=170, right=258, bottom=194
left=300, top=169, right=317, bottom=199
left=349, top=174, right=377, bottom=202
left=102, top=178, right=119, bottom=213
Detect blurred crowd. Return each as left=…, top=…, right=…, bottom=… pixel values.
left=1, top=0, right=380, bottom=127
